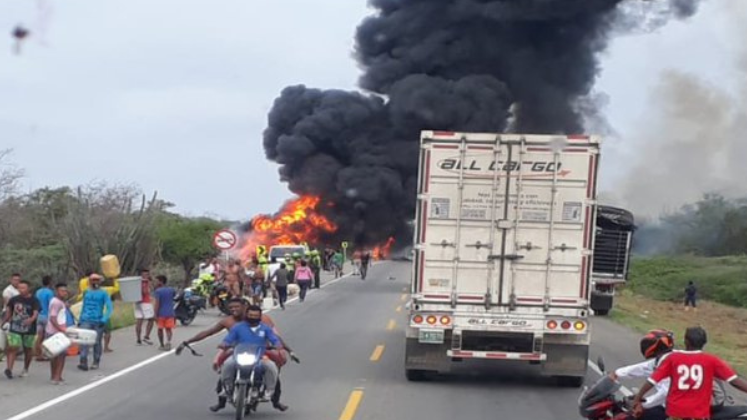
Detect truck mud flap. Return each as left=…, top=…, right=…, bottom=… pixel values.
left=590, top=291, right=613, bottom=312
left=540, top=343, right=589, bottom=377
left=405, top=337, right=452, bottom=373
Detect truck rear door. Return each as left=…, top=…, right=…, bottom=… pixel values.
left=414, top=131, right=599, bottom=310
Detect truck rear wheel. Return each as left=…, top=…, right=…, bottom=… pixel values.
left=405, top=369, right=430, bottom=382
left=557, top=376, right=584, bottom=388
left=594, top=309, right=609, bottom=316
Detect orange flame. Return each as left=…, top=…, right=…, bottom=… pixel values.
left=372, top=237, right=396, bottom=260
left=238, top=196, right=337, bottom=261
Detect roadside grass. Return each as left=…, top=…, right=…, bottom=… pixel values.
left=70, top=301, right=136, bottom=331
left=109, top=301, right=136, bottom=330
left=627, top=256, right=747, bottom=308
left=610, top=289, right=747, bottom=375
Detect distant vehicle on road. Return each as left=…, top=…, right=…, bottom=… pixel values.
left=268, top=245, right=306, bottom=263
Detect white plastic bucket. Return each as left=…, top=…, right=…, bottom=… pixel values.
left=118, top=276, right=143, bottom=302
left=287, top=284, right=300, bottom=296
left=42, top=332, right=72, bottom=358
left=66, top=327, right=97, bottom=346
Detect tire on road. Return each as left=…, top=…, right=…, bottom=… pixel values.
left=179, top=314, right=196, bottom=326
left=594, top=309, right=609, bottom=316
left=405, top=369, right=432, bottom=382
left=556, top=376, right=584, bottom=388
left=235, top=383, right=248, bottom=420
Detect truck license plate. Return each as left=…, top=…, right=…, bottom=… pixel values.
left=418, top=329, right=444, bottom=344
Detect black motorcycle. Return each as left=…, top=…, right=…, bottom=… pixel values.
left=210, top=284, right=232, bottom=316
left=230, top=343, right=268, bottom=419
left=579, top=358, right=747, bottom=420
left=174, top=288, right=206, bottom=326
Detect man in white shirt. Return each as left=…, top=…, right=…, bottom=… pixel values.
left=2, top=273, right=21, bottom=315
left=608, top=329, right=674, bottom=420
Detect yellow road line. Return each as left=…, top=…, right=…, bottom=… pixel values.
left=400, top=293, right=407, bottom=302
left=387, top=319, right=396, bottom=330
left=370, top=344, right=385, bottom=362
left=395, top=305, right=402, bottom=313
left=339, top=389, right=365, bottom=420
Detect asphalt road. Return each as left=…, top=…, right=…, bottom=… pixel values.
left=1, top=261, right=695, bottom=420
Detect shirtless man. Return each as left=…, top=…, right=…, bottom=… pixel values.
left=176, top=298, right=297, bottom=412
left=223, top=259, right=243, bottom=298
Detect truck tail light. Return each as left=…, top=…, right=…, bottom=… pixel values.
left=574, top=321, right=586, bottom=331
left=546, top=320, right=558, bottom=330
left=413, top=315, right=424, bottom=324
left=426, top=315, right=438, bottom=325
left=440, top=315, right=451, bottom=325
left=561, top=321, right=571, bottom=330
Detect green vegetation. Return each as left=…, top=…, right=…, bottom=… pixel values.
left=626, top=256, right=747, bottom=308
left=0, top=150, right=230, bottom=332
left=158, top=216, right=224, bottom=285
left=109, top=301, right=137, bottom=331
left=611, top=193, right=747, bottom=373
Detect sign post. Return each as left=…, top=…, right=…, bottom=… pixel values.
left=341, top=241, right=349, bottom=265
left=256, top=245, right=267, bottom=259
left=213, top=229, right=238, bottom=263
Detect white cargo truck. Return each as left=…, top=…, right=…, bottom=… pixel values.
left=405, top=131, right=632, bottom=386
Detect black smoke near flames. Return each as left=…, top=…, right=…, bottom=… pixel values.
left=261, top=0, right=699, bottom=248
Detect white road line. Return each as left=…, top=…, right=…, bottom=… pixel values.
left=6, top=350, right=176, bottom=420
left=8, top=268, right=365, bottom=420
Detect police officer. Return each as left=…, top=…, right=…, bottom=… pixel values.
left=310, top=250, right=322, bottom=289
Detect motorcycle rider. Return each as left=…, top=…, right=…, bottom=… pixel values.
left=215, top=304, right=281, bottom=411
left=608, top=329, right=674, bottom=420
left=176, top=298, right=295, bottom=412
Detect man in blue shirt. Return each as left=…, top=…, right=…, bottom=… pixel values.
left=215, top=303, right=282, bottom=401
left=153, top=275, right=176, bottom=351
left=33, top=275, right=54, bottom=361
left=78, top=274, right=113, bottom=371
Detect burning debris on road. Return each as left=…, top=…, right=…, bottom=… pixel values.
left=252, top=0, right=700, bottom=253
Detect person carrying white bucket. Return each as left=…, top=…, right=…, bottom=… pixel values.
left=46, top=283, right=70, bottom=384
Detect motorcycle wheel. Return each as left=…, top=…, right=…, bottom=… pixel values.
left=219, top=302, right=231, bottom=316
left=180, top=309, right=197, bottom=326
left=235, top=383, right=248, bottom=420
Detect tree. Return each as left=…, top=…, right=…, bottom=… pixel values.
left=0, top=149, right=23, bottom=201
left=158, top=216, right=224, bottom=284
left=55, top=183, right=165, bottom=277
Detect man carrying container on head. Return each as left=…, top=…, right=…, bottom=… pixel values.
left=77, top=274, right=113, bottom=371
left=76, top=271, right=119, bottom=353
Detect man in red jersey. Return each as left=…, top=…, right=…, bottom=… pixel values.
left=633, top=326, right=747, bottom=420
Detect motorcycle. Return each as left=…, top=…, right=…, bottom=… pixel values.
left=174, top=288, right=206, bottom=326
left=231, top=343, right=268, bottom=419
left=211, top=284, right=232, bottom=316
left=579, top=358, right=747, bottom=420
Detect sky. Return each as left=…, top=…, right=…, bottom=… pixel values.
left=0, top=0, right=744, bottom=221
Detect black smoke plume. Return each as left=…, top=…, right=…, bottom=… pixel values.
left=261, top=0, right=699, bottom=249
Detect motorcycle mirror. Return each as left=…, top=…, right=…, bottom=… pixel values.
left=597, top=356, right=606, bottom=374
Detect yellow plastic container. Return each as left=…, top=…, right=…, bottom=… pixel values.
left=101, top=255, right=121, bottom=279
